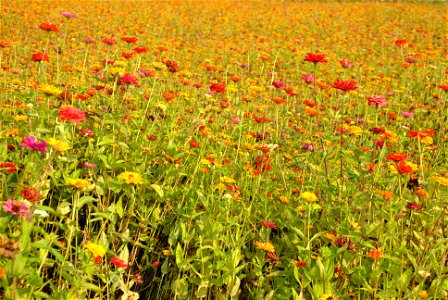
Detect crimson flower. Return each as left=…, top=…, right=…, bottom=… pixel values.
left=102, top=38, right=116, bottom=45
left=210, top=83, right=225, bottom=93
left=111, top=257, right=129, bottom=269
left=272, top=81, right=285, bottom=89
left=395, top=39, right=407, bottom=47
left=118, top=73, right=138, bottom=85
left=397, top=161, right=413, bottom=174
left=39, top=22, right=58, bottom=32
left=296, top=261, right=307, bottom=267
left=439, top=85, right=448, bottom=91
left=121, top=37, right=138, bottom=44
left=133, top=46, right=148, bottom=54
left=58, top=107, right=86, bottom=125
left=260, top=221, right=278, bottom=229
left=21, top=187, right=41, bottom=202
left=304, top=53, right=327, bottom=63
left=407, top=202, right=420, bottom=211
left=333, top=80, right=358, bottom=92
left=31, top=52, right=49, bottom=62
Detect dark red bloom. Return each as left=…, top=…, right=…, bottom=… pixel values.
left=80, top=128, right=94, bottom=138
left=31, top=52, right=49, bottom=62
left=0, top=162, right=17, bottom=174
left=304, top=53, right=327, bottom=64
left=210, top=83, right=226, bottom=93
left=333, top=80, right=358, bottom=92
left=111, top=257, right=129, bottom=269
left=152, top=261, right=161, bottom=267
left=133, top=46, right=148, bottom=54
left=39, top=22, right=58, bottom=32
left=296, top=261, right=307, bottom=267
left=102, top=38, right=116, bottom=45
left=407, top=202, right=420, bottom=211
left=21, top=187, right=41, bottom=202
left=118, top=74, right=138, bottom=85
left=121, top=37, right=138, bottom=44
left=260, top=221, right=278, bottom=229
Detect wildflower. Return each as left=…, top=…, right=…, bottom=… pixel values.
left=210, top=83, right=226, bottom=93
left=111, top=257, right=129, bottom=269
left=21, top=187, right=41, bottom=202
left=432, top=176, right=448, bottom=187
left=121, top=37, right=138, bottom=44
left=118, top=74, right=138, bottom=85
left=0, top=268, right=4, bottom=278
left=419, top=290, right=429, bottom=298
left=368, top=249, right=382, bottom=260
left=230, top=117, right=241, bottom=124
left=133, top=46, right=148, bottom=54
left=58, top=107, right=86, bottom=124
left=134, top=273, right=144, bottom=285
left=47, top=138, right=70, bottom=154
left=401, top=111, right=414, bottom=118
left=118, top=171, right=143, bottom=185
left=301, top=74, right=315, bottom=84
left=296, top=261, right=307, bottom=267
left=66, top=178, right=91, bottom=189
left=304, top=53, right=327, bottom=64
left=378, top=190, right=394, bottom=200
left=39, top=22, right=58, bottom=32
left=397, top=161, right=413, bottom=174
left=102, top=38, right=116, bottom=45
left=407, top=202, right=420, bottom=211
left=62, top=11, right=76, bottom=18
left=386, top=152, right=408, bottom=161
left=301, top=191, right=318, bottom=203
left=261, top=221, right=278, bottom=229
left=83, top=162, right=97, bottom=169
left=152, top=261, right=161, bottom=267
left=395, top=39, right=407, bottom=47
left=84, top=242, right=106, bottom=257
left=340, top=60, right=353, bottom=68
left=83, top=38, right=95, bottom=44
left=255, top=241, right=275, bottom=253
left=2, top=200, right=29, bottom=217
left=333, top=80, right=358, bottom=92
left=121, top=291, right=139, bottom=300
left=93, top=256, right=102, bottom=264
left=80, top=128, right=94, bottom=137
left=367, top=95, right=387, bottom=108
left=31, top=52, right=49, bottom=62
left=272, top=81, right=285, bottom=88
left=21, top=136, right=48, bottom=155
left=320, top=294, right=339, bottom=300
left=163, top=249, right=172, bottom=256
left=0, top=162, right=17, bottom=174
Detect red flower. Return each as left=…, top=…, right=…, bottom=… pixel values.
left=133, top=46, right=148, bottom=54
left=93, top=256, right=102, bottom=264
left=102, top=38, right=116, bottom=45
left=31, top=52, right=49, bottom=62
left=395, top=39, right=407, bottom=47
left=210, top=83, right=226, bottom=93
left=21, top=187, right=41, bottom=202
left=260, top=221, right=278, bottom=229
left=333, top=80, right=358, bottom=92
left=368, top=249, right=382, bottom=260
left=58, top=107, right=86, bottom=124
left=118, top=74, right=138, bottom=85
left=152, top=261, right=161, bottom=267
left=0, top=162, right=17, bottom=174
left=121, top=37, right=138, bottom=44
left=386, top=152, right=408, bottom=161
left=283, top=88, right=298, bottom=96
left=367, top=95, right=387, bottom=108
left=296, top=261, right=307, bottom=267
left=304, top=53, right=327, bottom=64
left=111, top=257, right=129, bottom=269
left=121, top=52, right=133, bottom=59
left=39, top=22, right=58, bottom=32
left=340, top=60, right=353, bottom=68
left=190, top=140, right=199, bottom=148
left=439, top=85, right=448, bottom=91
left=407, top=202, right=420, bottom=211
left=397, top=161, right=413, bottom=174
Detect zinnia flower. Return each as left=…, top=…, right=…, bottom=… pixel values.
left=301, top=74, right=315, bottom=84
left=121, top=37, right=138, bottom=44
left=301, top=191, right=318, bottom=203
left=118, top=171, right=143, bottom=185
left=84, top=242, right=106, bottom=257
left=397, top=161, right=413, bottom=174
left=367, top=95, right=387, bottom=108
left=210, top=83, right=226, bottom=93
left=39, top=22, right=58, bottom=32
left=368, top=249, right=382, bottom=260
left=118, top=74, right=138, bottom=85
left=21, top=187, right=41, bottom=202
left=31, top=52, right=49, bottom=62
left=47, top=138, right=70, bottom=154
left=2, top=199, right=29, bottom=218
left=58, top=107, right=86, bottom=124
left=66, top=178, right=92, bottom=189
left=340, top=60, right=353, bottom=68
left=386, top=152, right=408, bottom=161
left=333, top=80, right=358, bottom=92
left=272, top=81, right=285, bottom=88
left=0, top=162, right=17, bottom=174
left=407, top=202, right=420, bottom=211
left=20, top=136, right=48, bottom=155
left=260, top=221, right=278, bottom=229
left=304, top=53, right=327, bottom=63
left=255, top=241, right=275, bottom=253
left=61, top=12, right=76, bottom=18
left=111, top=257, right=129, bottom=269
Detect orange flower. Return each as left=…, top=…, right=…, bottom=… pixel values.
left=386, top=152, right=408, bottom=161
left=270, top=97, right=286, bottom=104
left=378, top=190, right=393, bottom=200
left=368, top=249, right=382, bottom=260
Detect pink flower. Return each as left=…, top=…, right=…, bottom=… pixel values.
left=272, top=81, right=285, bottom=89
left=230, top=117, right=241, bottom=124
left=102, top=38, right=116, bottom=45
left=301, top=74, right=315, bottom=84
left=83, top=163, right=97, bottom=169
left=20, top=136, right=48, bottom=155
left=340, top=60, right=353, bottom=68
left=62, top=12, right=76, bottom=18
left=401, top=112, right=414, bottom=118
left=367, top=95, right=387, bottom=108
left=3, top=199, right=29, bottom=218
left=407, top=202, right=420, bottom=211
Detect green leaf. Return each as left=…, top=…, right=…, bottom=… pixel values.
left=116, top=198, right=123, bottom=218
left=77, top=196, right=97, bottom=209
left=150, top=184, right=164, bottom=197
left=230, top=276, right=241, bottom=297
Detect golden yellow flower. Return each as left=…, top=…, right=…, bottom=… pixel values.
left=432, top=176, right=448, bottom=187
left=47, top=138, right=70, bottom=154
left=255, top=241, right=275, bottom=253
left=38, top=84, right=62, bottom=96
left=220, top=176, right=235, bottom=183
left=301, top=192, right=318, bottom=203
left=84, top=241, right=106, bottom=257
left=14, top=115, right=28, bottom=121
left=162, top=249, right=172, bottom=256
left=6, top=128, right=20, bottom=137
left=66, top=178, right=92, bottom=189
left=118, top=171, right=143, bottom=185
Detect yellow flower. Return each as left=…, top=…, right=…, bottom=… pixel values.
left=200, top=158, right=212, bottom=165
left=220, top=176, right=235, bottom=183
left=432, top=176, right=448, bottom=186
left=301, top=192, right=318, bottom=203
left=255, top=241, right=275, bottom=253
left=349, top=125, right=363, bottom=135
left=66, top=178, right=92, bottom=189
left=419, top=290, right=428, bottom=299
left=118, top=171, right=143, bottom=185
left=162, top=249, right=172, bottom=256
left=84, top=241, right=106, bottom=257
left=38, top=84, right=62, bottom=96
left=14, top=115, right=28, bottom=121
left=47, top=138, right=70, bottom=154
left=6, top=128, right=20, bottom=137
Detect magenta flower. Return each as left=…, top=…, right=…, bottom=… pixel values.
left=301, top=74, right=315, bottom=84
left=401, top=112, right=414, bottom=118
left=3, top=199, right=29, bottom=218
left=20, top=136, right=48, bottom=155
left=230, top=117, right=241, bottom=124
left=62, top=12, right=76, bottom=18
left=272, top=81, right=285, bottom=89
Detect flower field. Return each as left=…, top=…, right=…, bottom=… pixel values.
left=0, top=1, right=447, bottom=299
